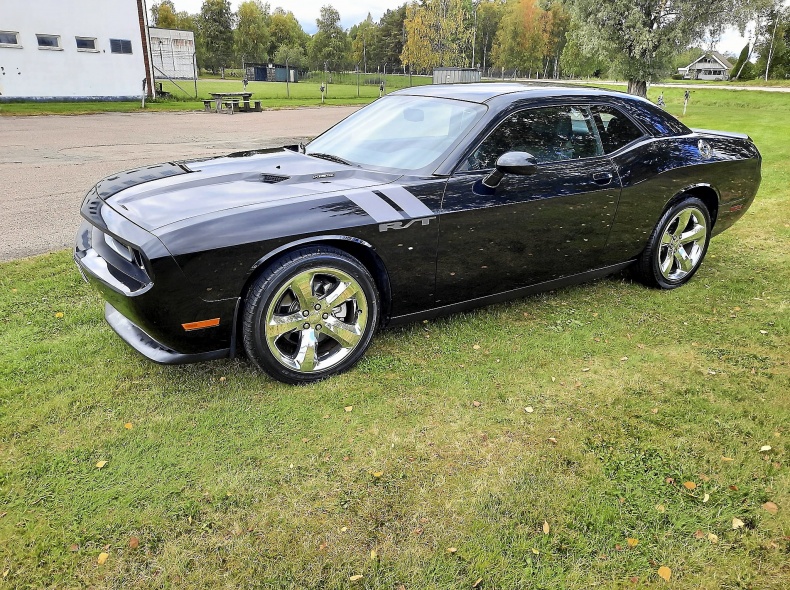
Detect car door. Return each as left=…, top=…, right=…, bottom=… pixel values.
left=434, top=105, right=622, bottom=307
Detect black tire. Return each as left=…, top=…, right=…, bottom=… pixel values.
left=635, top=196, right=712, bottom=289
left=242, top=246, right=380, bottom=384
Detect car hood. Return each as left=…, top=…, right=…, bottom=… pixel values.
left=97, top=149, right=401, bottom=231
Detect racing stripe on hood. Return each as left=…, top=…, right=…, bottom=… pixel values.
left=377, top=186, right=434, bottom=218
left=344, top=190, right=406, bottom=223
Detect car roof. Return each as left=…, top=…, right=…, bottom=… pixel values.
left=392, top=82, right=640, bottom=104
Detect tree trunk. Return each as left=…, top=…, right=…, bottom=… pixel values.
left=628, top=79, right=647, bottom=97
left=765, top=15, right=781, bottom=81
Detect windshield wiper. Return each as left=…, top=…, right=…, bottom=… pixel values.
left=307, top=152, right=356, bottom=167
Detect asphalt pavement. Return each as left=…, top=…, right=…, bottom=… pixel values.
left=0, top=107, right=358, bottom=261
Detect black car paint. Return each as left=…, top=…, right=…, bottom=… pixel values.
left=74, top=84, right=761, bottom=363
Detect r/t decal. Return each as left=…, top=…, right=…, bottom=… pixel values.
left=379, top=216, right=436, bottom=232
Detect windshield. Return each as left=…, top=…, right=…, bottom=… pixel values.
left=306, top=95, right=486, bottom=172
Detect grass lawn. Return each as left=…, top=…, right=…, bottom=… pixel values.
left=0, top=90, right=788, bottom=588
left=0, top=75, right=432, bottom=116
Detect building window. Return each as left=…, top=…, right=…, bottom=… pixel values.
left=76, top=37, right=97, bottom=51
left=0, top=31, right=20, bottom=47
left=36, top=34, right=61, bottom=49
left=110, top=39, right=133, bottom=54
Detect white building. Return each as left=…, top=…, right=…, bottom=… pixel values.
left=0, top=0, right=154, bottom=101
left=678, top=52, right=734, bottom=81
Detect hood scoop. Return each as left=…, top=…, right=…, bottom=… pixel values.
left=260, top=173, right=290, bottom=184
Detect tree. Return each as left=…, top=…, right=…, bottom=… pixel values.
left=563, top=0, right=766, bottom=97
left=309, top=5, right=349, bottom=71
left=402, top=0, right=472, bottom=72
left=474, top=1, right=504, bottom=72
left=730, top=43, right=755, bottom=80
left=377, top=5, right=408, bottom=71
left=349, top=14, right=378, bottom=72
left=274, top=45, right=306, bottom=97
left=268, top=8, right=309, bottom=57
left=150, top=1, right=178, bottom=28
left=754, top=2, right=789, bottom=80
left=491, top=0, right=568, bottom=78
left=235, top=1, right=270, bottom=65
left=200, top=0, right=235, bottom=74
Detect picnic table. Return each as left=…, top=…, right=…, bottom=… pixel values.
left=206, top=92, right=261, bottom=114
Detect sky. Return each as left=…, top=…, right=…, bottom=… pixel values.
left=170, top=0, right=753, bottom=56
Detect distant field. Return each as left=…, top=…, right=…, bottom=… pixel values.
left=0, top=89, right=788, bottom=588
left=0, top=75, right=432, bottom=116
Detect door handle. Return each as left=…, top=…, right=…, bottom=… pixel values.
left=592, top=172, right=613, bottom=185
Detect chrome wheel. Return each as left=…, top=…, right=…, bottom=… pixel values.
left=657, top=206, right=707, bottom=282
left=263, top=267, right=369, bottom=373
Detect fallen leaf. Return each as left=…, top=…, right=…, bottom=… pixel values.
left=729, top=485, right=739, bottom=491
left=371, top=471, right=383, bottom=478
left=637, top=343, right=645, bottom=349
left=615, top=544, right=623, bottom=551
left=473, top=344, right=481, bottom=350
left=446, top=547, right=457, bottom=553
left=55, top=312, right=64, bottom=318
left=69, top=544, right=79, bottom=552
left=620, top=356, right=628, bottom=361
left=349, top=574, right=363, bottom=582
left=665, top=477, right=675, bottom=485
left=301, top=437, right=308, bottom=443
left=721, top=456, right=734, bottom=462
left=340, top=527, right=348, bottom=532
left=657, top=566, right=671, bottom=582
left=630, top=577, right=639, bottom=584
left=651, top=407, right=659, bottom=414
left=759, top=445, right=772, bottom=452
left=473, top=578, right=483, bottom=588
left=699, top=474, right=710, bottom=482
left=2, top=569, right=7, bottom=578
left=97, top=552, right=109, bottom=565
left=472, top=400, right=481, bottom=407
left=219, top=376, right=226, bottom=382
left=124, top=423, right=133, bottom=430
left=703, top=493, right=710, bottom=503
left=762, top=501, right=778, bottom=515
left=626, top=537, right=639, bottom=547
left=551, top=376, right=556, bottom=382
left=582, top=367, right=590, bottom=372
left=95, top=460, right=107, bottom=469
left=732, top=517, right=745, bottom=529
left=412, top=527, right=423, bottom=535
left=683, top=481, right=697, bottom=490
left=524, top=406, right=534, bottom=413
left=319, top=541, right=328, bottom=551
left=707, top=532, right=718, bottom=543
left=370, top=549, right=378, bottom=560
left=129, top=536, right=139, bottom=549
left=655, top=504, right=665, bottom=513
left=531, top=548, right=540, bottom=555
left=543, top=521, right=550, bottom=535
left=0, top=512, right=6, bottom=518
left=759, top=330, right=768, bottom=334
left=547, top=437, right=558, bottom=445
left=693, top=530, right=704, bottom=539
left=344, top=406, right=353, bottom=412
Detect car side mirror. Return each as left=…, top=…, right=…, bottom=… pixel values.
left=482, top=151, right=538, bottom=188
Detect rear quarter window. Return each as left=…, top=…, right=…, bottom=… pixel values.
left=627, top=101, right=691, bottom=137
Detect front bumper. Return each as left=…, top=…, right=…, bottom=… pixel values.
left=105, top=303, right=230, bottom=364
left=75, top=213, right=238, bottom=361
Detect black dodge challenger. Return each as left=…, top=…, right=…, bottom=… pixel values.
left=75, top=84, right=761, bottom=383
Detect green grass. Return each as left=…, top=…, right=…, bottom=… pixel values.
left=1, top=90, right=789, bottom=588
left=0, top=75, right=432, bottom=116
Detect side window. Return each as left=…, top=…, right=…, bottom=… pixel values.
left=590, top=105, right=644, bottom=153
left=463, top=106, right=601, bottom=171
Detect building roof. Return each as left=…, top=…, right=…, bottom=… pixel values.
left=686, top=51, right=734, bottom=71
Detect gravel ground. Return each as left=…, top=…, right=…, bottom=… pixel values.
left=0, top=107, right=359, bottom=261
